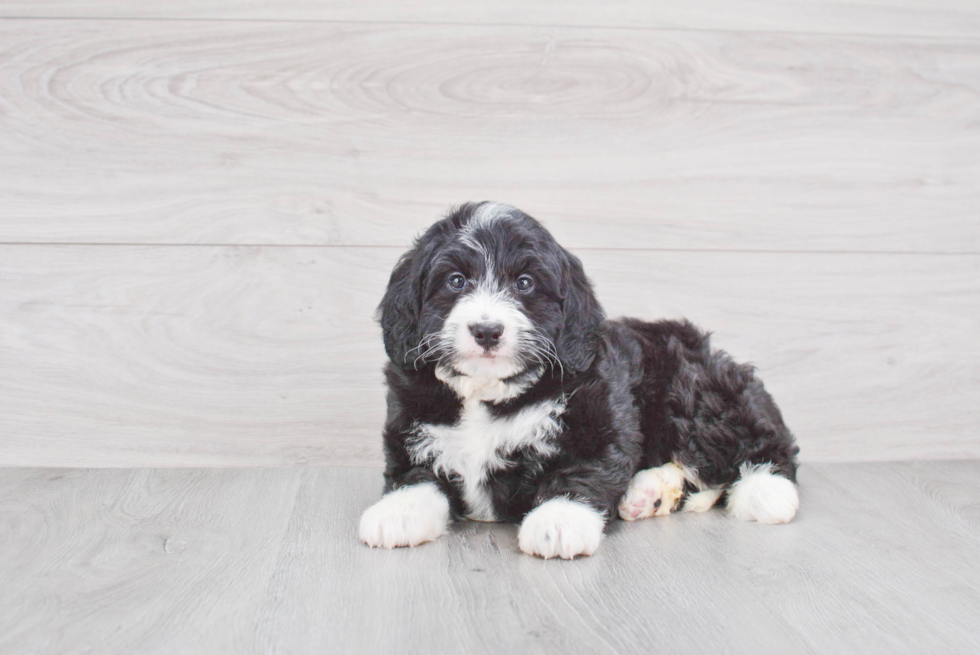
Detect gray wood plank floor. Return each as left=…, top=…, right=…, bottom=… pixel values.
left=1, top=462, right=978, bottom=654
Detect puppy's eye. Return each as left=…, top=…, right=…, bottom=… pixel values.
left=448, top=274, right=467, bottom=290
left=516, top=275, right=534, bottom=292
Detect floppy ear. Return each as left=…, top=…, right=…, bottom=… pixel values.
left=377, top=245, right=426, bottom=368
left=556, top=248, right=605, bottom=373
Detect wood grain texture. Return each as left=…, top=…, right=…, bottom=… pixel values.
left=1, top=463, right=978, bottom=654
left=1, top=245, right=977, bottom=466
left=2, top=20, right=979, bottom=251
left=3, top=0, right=980, bottom=38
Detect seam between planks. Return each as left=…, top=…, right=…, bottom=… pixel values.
left=0, top=243, right=978, bottom=256
left=1, top=15, right=980, bottom=43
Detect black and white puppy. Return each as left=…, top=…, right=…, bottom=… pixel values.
left=359, top=202, right=800, bottom=559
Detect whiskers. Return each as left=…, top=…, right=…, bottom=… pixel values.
left=405, top=332, right=452, bottom=370
left=405, top=325, right=563, bottom=380
left=517, top=329, right=564, bottom=380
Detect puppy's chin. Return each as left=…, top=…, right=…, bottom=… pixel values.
left=451, top=354, right=525, bottom=380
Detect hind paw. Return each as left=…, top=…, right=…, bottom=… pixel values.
left=618, top=463, right=686, bottom=521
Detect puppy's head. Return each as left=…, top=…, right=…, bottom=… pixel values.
left=379, top=202, right=604, bottom=380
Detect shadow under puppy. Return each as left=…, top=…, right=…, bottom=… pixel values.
left=360, top=202, right=800, bottom=559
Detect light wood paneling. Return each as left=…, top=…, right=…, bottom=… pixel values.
left=1, top=21, right=978, bottom=251
left=1, top=245, right=976, bottom=466
left=1, top=463, right=978, bottom=654
left=0, top=245, right=391, bottom=467
left=3, top=1, right=980, bottom=38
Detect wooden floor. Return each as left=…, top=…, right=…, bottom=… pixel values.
left=1, top=461, right=978, bottom=654
left=2, top=1, right=979, bottom=467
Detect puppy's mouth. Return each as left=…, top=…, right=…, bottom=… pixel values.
left=451, top=347, right=525, bottom=380
left=462, top=349, right=513, bottom=365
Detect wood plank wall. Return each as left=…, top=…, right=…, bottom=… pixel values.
left=1, top=2, right=978, bottom=466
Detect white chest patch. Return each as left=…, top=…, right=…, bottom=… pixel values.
left=408, top=398, right=565, bottom=521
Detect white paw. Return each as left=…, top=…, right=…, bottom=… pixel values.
left=518, top=498, right=605, bottom=560
left=682, top=488, right=724, bottom=513
left=618, top=463, right=686, bottom=520
left=726, top=463, right=799, bottom=524
left=359, top=483, right=450, bottom=549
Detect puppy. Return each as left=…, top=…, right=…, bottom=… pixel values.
left=359, top=202, right=800, bottom=559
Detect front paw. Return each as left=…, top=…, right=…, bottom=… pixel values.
left=518, top=498, right=605, bottom=560
left=359, top=483, right=450, bottom=549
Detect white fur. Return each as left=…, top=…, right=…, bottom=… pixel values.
left=682, top=488, right=724, bottom=513
left=726, top=463, right=799, bottom=524
left=457, top=203, right=515, bottom=280
left=518, top=498, right=605, bottom=559
left=618, top=463, right=687, bottom=520
left=435, top=365, right=542, bottom=404
left=359, top=483, right=451, bottom=549
left=409, top=397, right=563, bottom=521
left=461, top=202, right=516, bottom=236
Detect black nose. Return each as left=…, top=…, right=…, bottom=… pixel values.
left=469, top=322, right=504, bottom=349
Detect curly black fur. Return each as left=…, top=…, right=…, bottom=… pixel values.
left=377, top=202, right=799, bottom=523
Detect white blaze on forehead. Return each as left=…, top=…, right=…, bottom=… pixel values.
left=465, top=202, right=518, bottom=233
left=458, top=202, right=518, bottom=270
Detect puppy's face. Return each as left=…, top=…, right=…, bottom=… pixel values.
left=422, top=205, right=563, bottom=379
left=380, top=202, right=604, bottom=381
